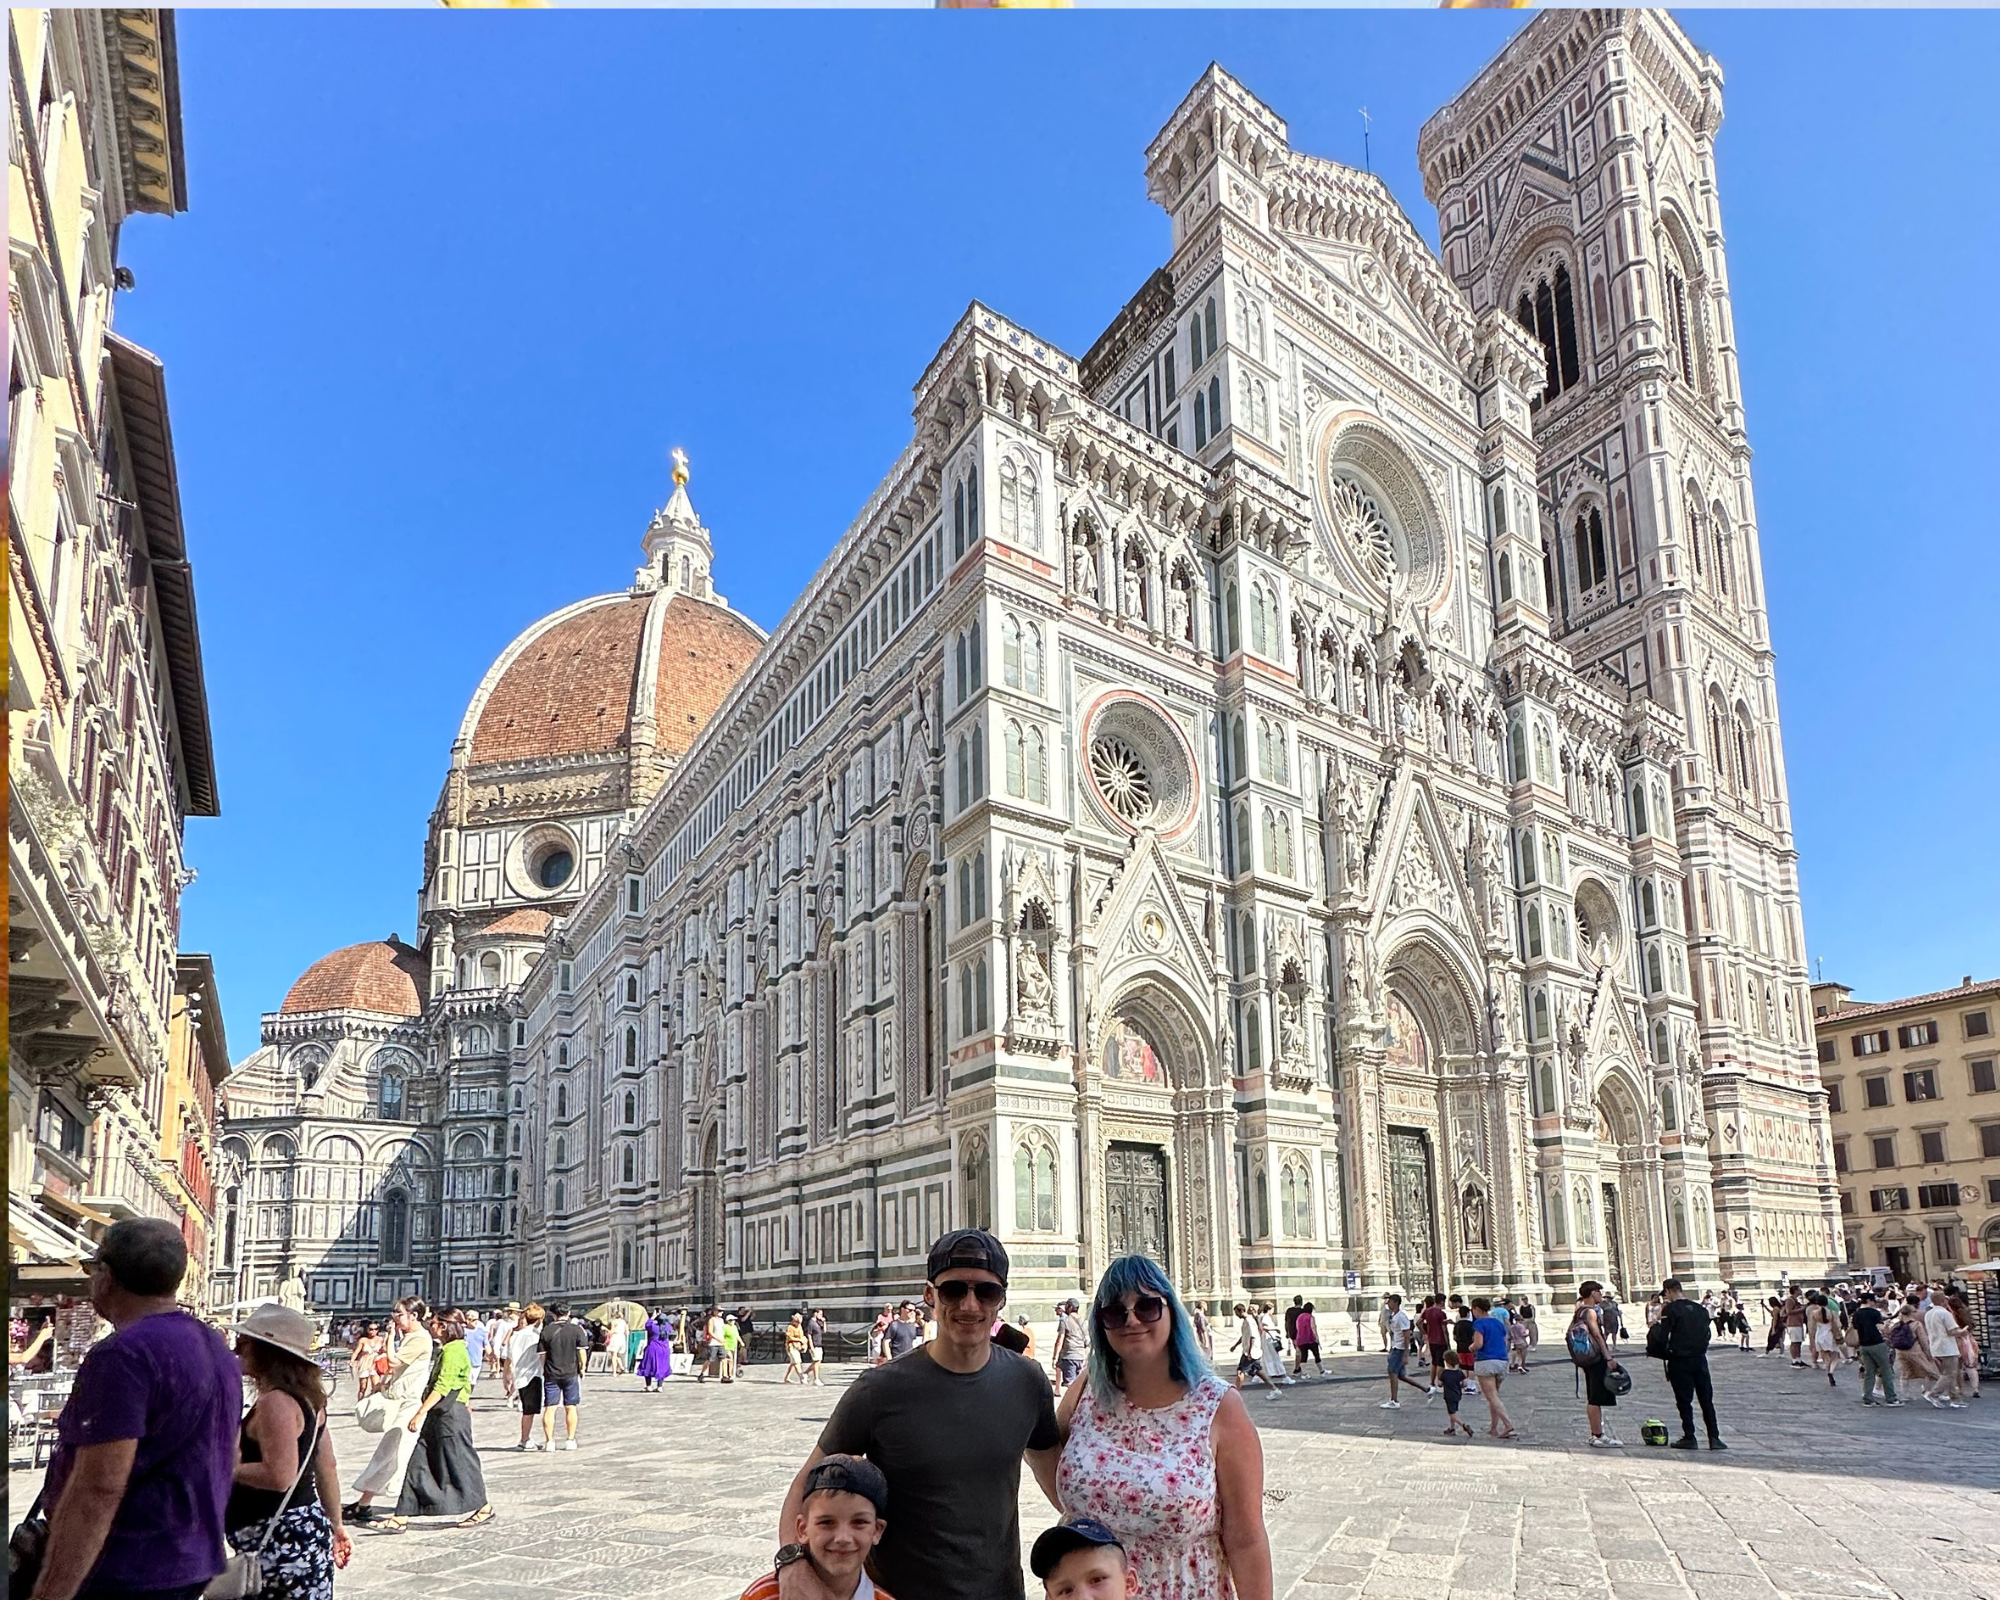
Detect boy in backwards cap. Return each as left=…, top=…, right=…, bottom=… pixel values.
left=1030, top=1518, right=1137, bottom=1600
left=745, top=1455, right=895, bottom=1600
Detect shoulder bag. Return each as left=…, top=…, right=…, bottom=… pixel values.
left=8, top=1482, right=49, bottom=1600
left=203, top=1408, right=323, bottom=1600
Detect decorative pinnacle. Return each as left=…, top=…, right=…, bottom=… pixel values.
left=671, top=446, right=690, bottom=487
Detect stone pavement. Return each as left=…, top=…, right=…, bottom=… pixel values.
left=12, top=1345, right=1997, bottom=1599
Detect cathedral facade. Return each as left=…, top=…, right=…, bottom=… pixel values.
left=219, top=10, right=1841, bottom=1320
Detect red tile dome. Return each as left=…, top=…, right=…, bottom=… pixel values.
left=465, top=592, right=761, bottom=767
left=280, top=939, right=427, bottom=1017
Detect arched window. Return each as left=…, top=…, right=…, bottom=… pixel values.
left=1204, top=296, right=1218, bottom=361
left=1280, top=1159, right=1312, bottom=1238
left=1014, top=1137, right=1059, bottom=1232
left=1661, top=1084, right=1679, bottom=1133
left=1671, top=1193, right=1689, bottom=1250
left=1646, top=945, right=1664, bottom=993
left=1654, top=1021, right=1671, bottom=1064
left=1026, top=727, right=1047, bottom=804
left=1247, top=583, right=1268, bottom=656
left=380, top=1190, right=409, bottom=1265
left=953, top=480, right=966, bottom=559
left=1253, top=1165, right=1270, bottom=1238
left=554, top=1136, right=566, bottom=1167
left=999, top=458, right=1019, bottom=543
left=622, top=1146, right=635, bottom=1184
left=1532, top=989, right=1550, bottom=1040
left=1526, top=904, right=1544, bottom=958
left=954, top=632, right=968, bottom=705
left=623, top=1027, right=637, bottom=1069
left=1497, top=551, right=1513, bottom=602
left=1223, top=582, right=1240, bottom=655
left=554, top=1181, right=566, bottom=1215
left=1233, top=804, right=1252, bottom=878
left=972, top=850, right=988, bottom=920
left=1630, top=783, right=1648, bottom=837
left=1509, top=719, right=1527, bottom=785
left=971, top=724, right=985, bottom=798
left=1665, top=260, right=1697, bottom=387
left=974, top=956, right=990, bottom=1032
left=1004, top=721, right=1024, bottom=799
left=961, top=1137, right=993, bottom=1231
left=625, top=975, right=639, bottom=1004
left=1276, top=816, right=1293, bottom=878
left=509, top=1167, right=520, bottom=1194
left=623, top=1091, right=637, bottom=1126
left=958, top=860, right=972, bottom=927
left=1193, top=388, right=1209, bottom=449
left=378, top=1071, right=404, bottom=1121
left=512, top=1086, right=524, bottom=1110
left=1515, top=262, right=1581, bottom=403
left=510, top=1125, right=522, bottom=1154
left=1640, top=880, right=1658, bottom=927
left=955, top=737, right=970, bottom=812
left=959, top=966, right=973, bottom=1039
left=1573, top=507, right=1608, bottom=592
left=1003, top=615, right=1023, bottom=688
left=1209, top=375, right=1222, bottom=439
left=1734, top=709, right=1757, bottom=798
left=621, top=1239, right=634, bottom=1278
left=556, top=1085, right=568, bottom=1119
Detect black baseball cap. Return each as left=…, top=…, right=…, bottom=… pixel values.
left=926, top=1228, right=1009, bottom=1286
left=802, top=1454, right=889, bottom=1517
left=1031, top=1518, right=1126, bottom=1580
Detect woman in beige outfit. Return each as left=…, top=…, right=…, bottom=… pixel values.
left=344, top=1297, right=435, bottom=1524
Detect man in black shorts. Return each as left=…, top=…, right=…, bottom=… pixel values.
left=772, top=1230, right=1060, bottom=1600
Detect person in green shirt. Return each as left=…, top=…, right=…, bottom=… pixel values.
left=722, top=1315, right=742, bottom=1384
left=381, top=1313, right=494, bottom=1531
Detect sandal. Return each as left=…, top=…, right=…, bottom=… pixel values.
left=375, top=1517, right=408, bottom=1535
left=458, top=1505, right=496, bottom=1528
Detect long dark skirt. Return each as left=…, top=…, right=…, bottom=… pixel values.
left=394, top=1394, right=487, bottom=1516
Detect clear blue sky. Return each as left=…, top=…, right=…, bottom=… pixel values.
left=115, top=10, right=1999, bottom=1063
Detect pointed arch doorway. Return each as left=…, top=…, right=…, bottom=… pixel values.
left=694, top=1123, right=723, bottom=1301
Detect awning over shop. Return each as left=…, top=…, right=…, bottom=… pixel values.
left=9, top=1204, right=96, bottom=1268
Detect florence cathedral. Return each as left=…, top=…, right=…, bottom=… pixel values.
left=214, top=10, right=1842, bottom=1322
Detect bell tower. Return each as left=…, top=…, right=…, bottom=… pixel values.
left=1420, top=10, right=1839, bottom=1288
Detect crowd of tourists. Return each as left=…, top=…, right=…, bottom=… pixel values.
left=12, top=1211, right=1990, bottom=1600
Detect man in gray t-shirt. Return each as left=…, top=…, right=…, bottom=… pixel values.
left=774, top=1231, right=1060, bottom=1600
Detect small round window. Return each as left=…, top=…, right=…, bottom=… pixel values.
left=532, top=846, right=574, bottom=890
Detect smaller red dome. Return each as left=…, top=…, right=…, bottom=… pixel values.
left=280, top=939, right=427, bottom=1017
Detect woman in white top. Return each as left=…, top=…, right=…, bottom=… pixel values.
left=607, top=1313, right=630, bottom=1376
left=504, top=1304, right=548, bottom=1449
left=1043, top=1255, right=1273, bottom=1600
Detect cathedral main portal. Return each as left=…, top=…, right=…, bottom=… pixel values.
left=1387, top=1128, right=1441, bottom=1296
left=1104, top=1143, right=1170, bottom=1269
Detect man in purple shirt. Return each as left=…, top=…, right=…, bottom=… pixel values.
left=31, top=1218, right=242, bottom=1600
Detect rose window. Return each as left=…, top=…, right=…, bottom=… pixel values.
left=1326, top=473, right=1395, bottom=581
left=1089, top=736, right=1153, bottom=822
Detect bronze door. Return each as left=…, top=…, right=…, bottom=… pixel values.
left=1387, top=1129, right=1439, bottom=1296
left=1602, top=1182, right=1627, bottom=1299
left=1105, top=1143, right=1169, bottom=1270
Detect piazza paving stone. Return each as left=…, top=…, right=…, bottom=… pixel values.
left=11, top=1346, right=1997, bottom=1598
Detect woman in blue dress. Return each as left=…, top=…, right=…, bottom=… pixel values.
left=635, top=1313, right=674, bottom=1390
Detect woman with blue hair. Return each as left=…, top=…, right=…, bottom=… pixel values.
left=1048, top=1255, right=1272, bottom=1600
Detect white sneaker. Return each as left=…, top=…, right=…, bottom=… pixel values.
left=529, top=1440, right=547, bottom=1451
left=1379, top=1399, right=1402, bottom=1409
left=1589, top=1433, right=1623, bottom=1448
left=1946, top=1401, right=1966, bottom=1410
left=561, top=1438, right=578, bottom=1451
left=1265, top=1388, right=1283, bottom=1400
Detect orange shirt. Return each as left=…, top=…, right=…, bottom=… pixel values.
left=740, top=1573, right=893, bottom=1600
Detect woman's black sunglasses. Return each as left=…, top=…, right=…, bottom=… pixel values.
left=1098, top=1294, right=1168, bottom=1330
left=935, top=1280, right=1006, bottom=1307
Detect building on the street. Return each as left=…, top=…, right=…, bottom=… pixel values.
left=1813, top=976, right=2000, bottom=1281
left=8, top=8, right=221, bottom=1308
left=164, top=954, right=230, bottom=1309
left=214, top=459, right=766, bottom=1312
left=226, top=9, right=1839, bottom=1319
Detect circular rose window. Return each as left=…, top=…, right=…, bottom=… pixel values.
left=1081, top=693, right=1197, bottom=838
left=1089, top=736, right=1153, bottom=822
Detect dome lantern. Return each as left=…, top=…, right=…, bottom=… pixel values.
left=639, top=445, right=723, bottom=604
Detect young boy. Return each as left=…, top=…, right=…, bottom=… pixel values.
left=744, top=1454, right=895, bottom=1600
left=1031, top=1517, right=1137, bottom=1600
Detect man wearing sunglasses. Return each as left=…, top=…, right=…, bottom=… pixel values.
left=775, top=1230, right=1060, bottom=1600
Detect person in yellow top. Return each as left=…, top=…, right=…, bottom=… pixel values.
left=785, top=1314, right=811, bottom=1384
left=379, top=1313, right=494, bottom=1532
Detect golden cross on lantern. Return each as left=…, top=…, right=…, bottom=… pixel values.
left=671, top=447, right=690, bottom=486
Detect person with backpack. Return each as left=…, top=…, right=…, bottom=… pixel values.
left=1850, top=1291, right=1901, bottom=1406
left=1646, top=1279, right=1725, bottom=1450
left=1568, top=1282, right=1626, bottom=1447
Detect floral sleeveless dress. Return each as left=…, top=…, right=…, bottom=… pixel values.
left=1056, top=1375, right=1233, bottom=1600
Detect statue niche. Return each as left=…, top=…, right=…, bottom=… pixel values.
left=1007, top=895, right=1062, bottom=1057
